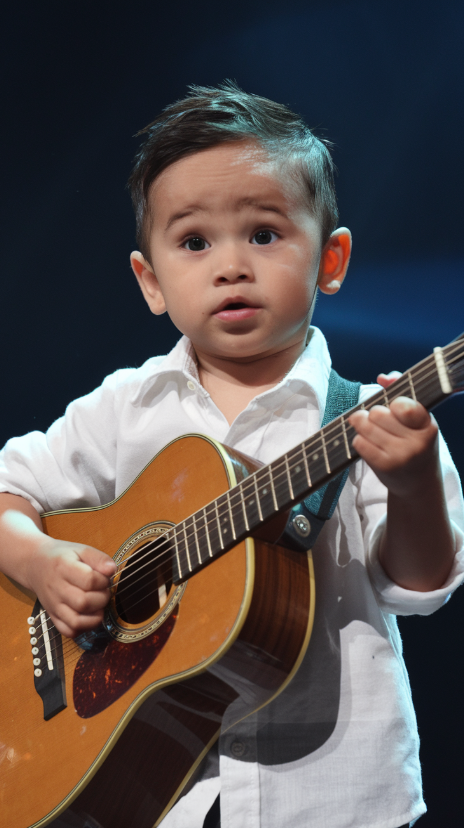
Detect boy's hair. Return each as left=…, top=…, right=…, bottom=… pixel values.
left=129, top=82, right=339, bottom=261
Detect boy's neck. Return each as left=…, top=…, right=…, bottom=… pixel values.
left=194, top=336, right=308, bottom=425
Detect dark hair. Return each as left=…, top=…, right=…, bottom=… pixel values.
left=128, top=82, right=339, bottom=261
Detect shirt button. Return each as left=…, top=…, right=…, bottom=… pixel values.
left=187, top=381, right=196, bottom=391
left=230, top=740, right=247, bottom=757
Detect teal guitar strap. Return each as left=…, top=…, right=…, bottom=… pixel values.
left=280, top=368, right=361, bottom=551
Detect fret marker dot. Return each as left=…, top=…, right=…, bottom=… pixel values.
left=295, top=465, right=301, bottom=473
left=249, top=498, right=254, bottom=505
left=334, top=439, right=340, bottom=447
left=263, top=488, right=268, bottom=495
left=313, top=453, right=319, bottom=461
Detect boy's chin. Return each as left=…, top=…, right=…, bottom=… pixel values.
left=193, top=336, right=305, bottom=365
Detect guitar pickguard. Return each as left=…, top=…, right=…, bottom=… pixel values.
left=73, top=612, right=177, bottom=718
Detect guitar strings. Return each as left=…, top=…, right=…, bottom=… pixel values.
left=30, top=346, right=461, bottom=658
left=70, top=342, right=464, bottom=603
left=32, top=339, right=464, bottom=660
left=105, top=347, right=459, bottom=590
left=30, top=348, right=461, bottom=663
left=32, top=361, right=464, bottom=667
left=31, top=348, right=456, bottom=666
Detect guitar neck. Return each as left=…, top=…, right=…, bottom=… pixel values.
left=170, top=334, right=464, bottom=583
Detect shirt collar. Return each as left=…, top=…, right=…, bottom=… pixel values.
left=133, top=328, right=332, bottom=414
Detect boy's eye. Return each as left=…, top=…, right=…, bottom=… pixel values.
left=251, top=230, right=278, bottom=245
left=184, top=237, right=209, bottom=251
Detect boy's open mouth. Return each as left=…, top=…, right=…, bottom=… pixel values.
left=214, top=299, right=259, bottom=321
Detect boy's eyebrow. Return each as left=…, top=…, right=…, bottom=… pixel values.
left=235, top=197, right=288, bottom=217
left=164, top=198, right=288, bottom=232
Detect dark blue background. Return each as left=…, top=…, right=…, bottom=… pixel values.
left=1, top=1, right=463, bottom=823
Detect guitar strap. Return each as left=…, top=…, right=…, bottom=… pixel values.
left=280, top=368, right=362, bottom=552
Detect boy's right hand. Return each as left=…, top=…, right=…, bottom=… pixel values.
left=28, top=536, right=116, bottom=638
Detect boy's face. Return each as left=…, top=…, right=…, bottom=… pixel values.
left=132, top=141, right=349, bottom=365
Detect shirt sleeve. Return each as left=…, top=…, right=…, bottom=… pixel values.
left=0, top=369, right=134, bottom=514
left=360, top=432, right=464, bottom=616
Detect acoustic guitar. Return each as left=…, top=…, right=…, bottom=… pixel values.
left=1, top=334, right=463, bottom=828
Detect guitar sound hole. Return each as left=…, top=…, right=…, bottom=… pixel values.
left=115, top=541, right=173, bottom=625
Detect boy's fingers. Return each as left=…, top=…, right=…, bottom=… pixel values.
left=49, top=545, right=115, bottom=596
left=349, top=403, right=435, bottom=462
left=49, top=605, right=106, bottom=639
left=376, top=371, right=402, bottom=388
left=388, top=397, right=431, bottom=430
left=64, top=581, right=111, bottom=614
left=351, top=399, right=431, bottom=437
left=76, top=545, right=117, bottom=579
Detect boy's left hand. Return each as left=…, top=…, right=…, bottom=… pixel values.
left=348, top=372, right=439, bottom=498
left=348, top=371, right=455, bottom=592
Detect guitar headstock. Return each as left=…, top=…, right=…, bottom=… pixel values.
left=445, top=332, right=464, bottom=393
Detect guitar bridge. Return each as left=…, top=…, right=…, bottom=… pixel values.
left=29, top=599, right=67, bottom=720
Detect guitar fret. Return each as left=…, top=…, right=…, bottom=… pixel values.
left=269, top=467, right=279, bottom=510
left=321, top=432, right=330, bottom=474
left=226, top=491, right=236, bottom=541
left=302, top=444, right=312, bottom=486
left=285, top=454, right=294, bottom=500
left=408, top=371, right=417, bottom=401
left=286, top=448, right=309, bottom=503
left=240, top=484, right=250, bottom=532
left=256, top=468, right=276, bottom=519
left=240, top=478, right=259, bottom=531
left=203, top=507, right=213, bottom=557
left=192, top=514, right=202, bottom=565
left=183, top=523, right=192, bottom=572
left=254, top=474, right=263, bottom=522
left=306, top=436, right=328, bottom=486
left=218, top=493, right=235, bottom=541
left=173, top=529, right=182, bottom=579
left=341, top=415, right=351, bottom=459
left=382, top=387, right=389, bottom=406
left=215, top=500, right=224, bottom=549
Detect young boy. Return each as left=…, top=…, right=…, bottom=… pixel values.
left=0, top=84, right=463, bottom=828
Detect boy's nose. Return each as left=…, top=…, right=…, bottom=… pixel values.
left=212, top=247, right=254, bottom=284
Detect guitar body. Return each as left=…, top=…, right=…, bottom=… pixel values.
left=0, top=434, right=315, bottom=828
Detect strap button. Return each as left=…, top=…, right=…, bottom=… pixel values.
left=292, top=515, right=311, bottom=537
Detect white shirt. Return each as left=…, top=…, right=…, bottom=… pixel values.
left=1, top=327, right=463, bottom=828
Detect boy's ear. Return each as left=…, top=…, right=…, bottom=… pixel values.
left=130, top=251, right=167, bottom=315
left=317, top=228, right=352, bottom=295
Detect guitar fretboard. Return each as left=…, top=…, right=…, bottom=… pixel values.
left=165, top=336, right=464, bottom=582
